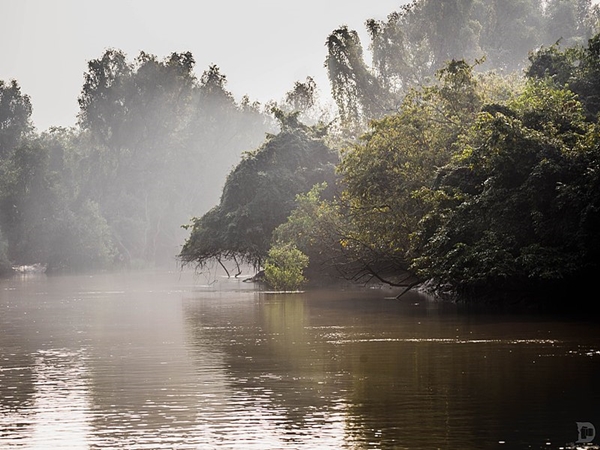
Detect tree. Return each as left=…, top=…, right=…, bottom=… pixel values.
left=0, top=128, right=116, bottom=271
left=325, top=26, right=388, bottom=130
left=285, top=77, right=318, bottom=113
left=528, top=32, right=600, bottom=119
left=543, top=0, right=599, bottom=48
left=179, top=113, right=338, bottom=271
left=475, top=0, right=544, bottom=72
left=0, top=227, right=10, bottom=275
left=279, top=76, right=335, bottom=127
left=77, top=49, right=272, bottom=266
left=325, top=0, right=599, bottom=131
left=271, top=183, right=345, bottom=281
left=0, top=79, right=34, bottom=271
left=77, top=49, right=197, bottom=264
left=0, top=79, right=32, bottom=160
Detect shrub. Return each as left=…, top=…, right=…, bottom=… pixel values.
left=264, top=243, right=309, bottom=291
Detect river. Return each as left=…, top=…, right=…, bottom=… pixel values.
left=1, top=269, right=599, bottom=449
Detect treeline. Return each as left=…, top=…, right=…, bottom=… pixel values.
left=3, top=0, right=600, bottom=304
left=182, top=0, right=600, bottom=302
left=0, top=51, right=276, bottom=273
left=327, top=0, right=599, bottom=129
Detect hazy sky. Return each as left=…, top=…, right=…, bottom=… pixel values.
left=1, top=0, right=405, bottom=131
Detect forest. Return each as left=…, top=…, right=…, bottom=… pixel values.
left=2, top=0, right=600, bottom=304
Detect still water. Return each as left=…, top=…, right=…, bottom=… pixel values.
left=1, top=270, right=599, bottom=449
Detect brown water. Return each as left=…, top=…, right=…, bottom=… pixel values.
left=1, top=270, right=599, bottom=449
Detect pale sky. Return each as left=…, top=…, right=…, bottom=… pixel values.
left=1, top=0, right=405, bottom=131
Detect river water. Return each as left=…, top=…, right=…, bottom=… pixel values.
left=1, top=270, right=599, bottom=449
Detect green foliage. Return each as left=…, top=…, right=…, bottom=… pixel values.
left=285, top=77, right=317, bottom=113
left=411, top=76, right=599, bottom=295
left=179, top=119, right=338, bottom=269
left=0, top=130, right=116, bottom=271
left=326, top=0, right=599, bottom=130
left=325, top=26, right=388, bottom=130
left=0, top=79, right=32, bottom=161
left=527, top=32, right=600, bottom=118
left=3, top=15, right=600, bottom=306
left=264, top=243, right=309, bottom=291
left=271, top=183, right=345, bottom=279
left=334, top=60, right=483, bottom=280
left=322, top=33, right=600, bottom=300
left=47, top=200, right=115, bottom=271
left=2, top=50, right=272, bottom=273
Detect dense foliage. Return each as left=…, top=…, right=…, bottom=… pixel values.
left=412, top=82, right=599, bottom=298
left=77, top=51, right=272, bottom=266
left=327, top=0, right=600, bottom=130
left=179, top=114, right=338, bottom=270
left=273, top=28, right=600, bottom=302
left=263, top=243, right=309, bottom=291
left=408, top=41, right=600, bottom=299
left=335, top=32, right=598, bottom=301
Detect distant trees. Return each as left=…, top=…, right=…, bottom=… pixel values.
left=77, top=49, right=272, bottom=266
left=0, top=49, right=274, bottom=272
left=326, top=0, right=600, bottom=129
left=0, top=79, right=32, bottom=272
left=326, top=26, right=388, bottom=132
left=0, top=227, right=9, bottom=275
left=0, top=128, right=115, bottom=270
left=527, top=32, right=600, bottom=118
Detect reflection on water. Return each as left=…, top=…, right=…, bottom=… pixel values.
left=1, top=271, right=599, bottom=449
left=0, top=348, right=92, bottom=448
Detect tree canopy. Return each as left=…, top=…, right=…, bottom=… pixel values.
left=179, top=113, right=338, bottom=270
left=410, top=47, right=600, bottom=299
left=327, top=0, right=600, bottom=129
left=76, top=49, right=273, bottom=266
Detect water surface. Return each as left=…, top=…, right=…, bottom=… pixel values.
left=1, top=270, right=599, bottom=449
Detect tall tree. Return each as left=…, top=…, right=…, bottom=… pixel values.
left=543, top=0, right=599, bottom=47
left=528, top=32, right=600, bottom=118
left=0, top=79, right=33, bottom=272
left=77, top=50, right=272, bottom=265
left=0, top=128, right=115, bottom=271
left=0, top=79, right=32, bottom=160
left=325, top=26, right=388, bottom=130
